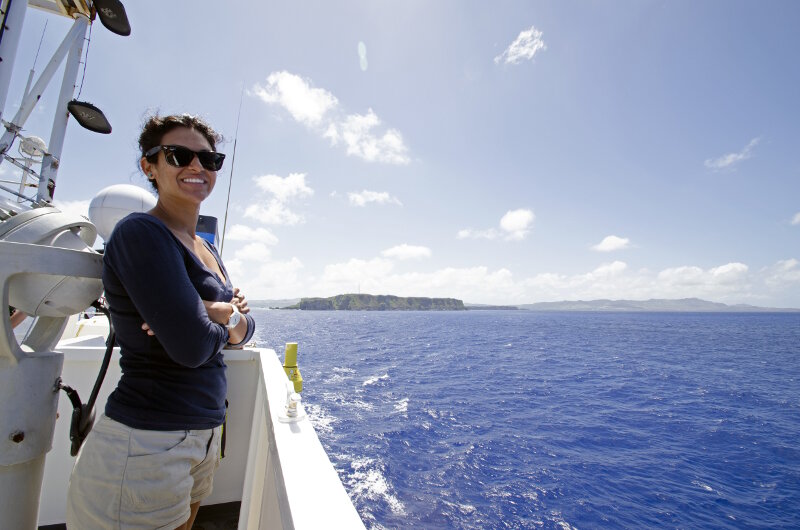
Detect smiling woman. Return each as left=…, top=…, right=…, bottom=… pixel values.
left=66, top=113, right=255, bottom=530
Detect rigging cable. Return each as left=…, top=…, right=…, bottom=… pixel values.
left=219, top=85, right=244, bottom=257
left=75, top=20, right=93, bottom=100
left=33, top=20, right=48, bottom=69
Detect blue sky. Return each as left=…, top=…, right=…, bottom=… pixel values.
left=4, top=1, right=800, bottom=306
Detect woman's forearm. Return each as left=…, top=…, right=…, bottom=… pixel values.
left=203, top=300, right=248, bottom=345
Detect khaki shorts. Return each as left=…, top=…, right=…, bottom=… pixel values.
left=66, top=415, right=221, bottom=529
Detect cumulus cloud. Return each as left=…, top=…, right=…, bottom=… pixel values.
left=500, top=209, right=535, bottom=240
left=251, top=71, right=337, bottom=127
left=254, top=173, right=313, bottom=202
left=234, top=242, right=272, bottom=262
left=381, top=244, right=431, bottom=260
left=348, top=190, right=402, bottom=207
left=252, top=71, right=410, bottom=164
left=457, top=228, right=500, bottom=240
left=244, top=172, right=313, bottom=226
left=327, top=109, right=409, bottom=164
left=763, top=259, right=800, bottom=287
left=791, top=213, right=800, bottom=225
left=459, top=208, right=534, bottom=241
left=495, top=26, right=547, bottom=65
left=225, top=224, right=279, bottom=245
left=704, top=137, right=760, bottom=170
left=658, top=262, right=748, bottom=286
left=592, top=235, right=631, bottom=252
left=315, top=259, right=517, bottom=302
left=225, top=256, right=305, bottom=299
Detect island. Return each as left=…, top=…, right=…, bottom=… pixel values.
left=285, top=294, right=466, bottom=311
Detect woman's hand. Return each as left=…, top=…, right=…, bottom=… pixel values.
left=232, top=287, right=250, bottom=314
left=142, top=322, right=155, bottom=336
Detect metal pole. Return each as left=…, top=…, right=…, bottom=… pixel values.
left=0, top=17, right=86, bottom=157
left=0, top=0, right=28, bottom=124
left=37, top=15, right=89, bottom=203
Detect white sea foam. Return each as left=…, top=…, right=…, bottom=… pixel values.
left=692, top=480, right=715, bottom=493
left=329, top=366, right=357, bottom=383
left=394, top=397, right=409, bottom=413
left=363, top=373, right=389, bottom=386
left=304, top=403, right=336, bottom=435
left=348, top=456, right=406, bottom=515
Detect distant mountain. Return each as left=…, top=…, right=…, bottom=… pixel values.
left=285, top=294, right=466, bottom=311
left=517, top=298, right=800, bottom=312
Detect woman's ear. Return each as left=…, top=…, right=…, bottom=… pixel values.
left=140, top=157, right=154, bottom=180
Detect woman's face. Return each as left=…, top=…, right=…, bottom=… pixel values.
left=145, top=126, right=217, bottom=206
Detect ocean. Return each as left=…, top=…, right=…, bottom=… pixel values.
left=253, top=310, right=800, bottom=529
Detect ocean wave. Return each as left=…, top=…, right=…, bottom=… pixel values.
left=363, top=373, right=389, bottom=386
left=347, top=456, right=406, bottom=516
left=394, top=397, right=409, bottom=413
left=304, top=402, right=336, bottom=435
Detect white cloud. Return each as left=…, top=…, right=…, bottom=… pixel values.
left=592, top=235, right=631, bottom=252
left=244, top=201, right=304, bottom=226
left=234, top=242, right=272, bottom=262
left=315, top=260, right=517, bottom=302
left=657, top=265, right=705, bottom=285
left=381, top=244, right=431, bottom=260
left=348, top=190, right=402, bottom=207
left=704, top=137, right=760, bottom=170
left=709, top=262, right=748, bottom=282
left=457, top=228, right=500, bottom=240
left=244, top=172, right=314, bottom=226
left=253, top=72, right=410, bottom=164
left=791, top=213, right=800, bottom=225
left=53, top=199, right=91, bottom=219
left=329, top=109, right=410, bottom=164
left=226, top=256, right=305, bottom=299
left=495, top=26, right=547, bottom=65
left=251, top=71, right=337, bottom=127
left=225, top=224, right=279, bottom=245
left=763, top=259, right=800, bottom=288
left=321, top=258, right=396, bottom=289
left=460, top=209, right=534, bottom=241
left=253, top=173, right=313, bottom=202
left=500, top=209, right=534, bottom=240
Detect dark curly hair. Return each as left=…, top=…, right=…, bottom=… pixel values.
left=139, top=114, right=223, bottom=192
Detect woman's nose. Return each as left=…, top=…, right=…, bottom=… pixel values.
left=186, top=153, right=204, bottom=170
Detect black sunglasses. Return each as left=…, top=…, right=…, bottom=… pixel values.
left=144, top=145, right=226, bottom=171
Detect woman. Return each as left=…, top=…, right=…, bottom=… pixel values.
left=67, top=114, right=255, bottom=529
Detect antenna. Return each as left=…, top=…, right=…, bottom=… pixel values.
left=219, top=85, right=244, bottom=257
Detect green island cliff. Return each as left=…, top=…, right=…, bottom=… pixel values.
left=286, top=294, right=466, bottom=311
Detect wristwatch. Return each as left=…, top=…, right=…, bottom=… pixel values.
left=226, top=303, right=242, bottom=329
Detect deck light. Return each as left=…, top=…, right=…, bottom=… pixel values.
left=67, top=101, right=112, bottom=134
left=92, top=0, right=131, bottom=36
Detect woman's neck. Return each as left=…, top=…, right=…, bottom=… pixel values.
left=149, top=199, right=200, bottom=240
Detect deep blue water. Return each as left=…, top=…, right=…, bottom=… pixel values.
left=254, top=310, right=800, bottom=529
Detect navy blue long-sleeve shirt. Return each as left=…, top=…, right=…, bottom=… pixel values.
left=103, top=213, right=255, bottom=430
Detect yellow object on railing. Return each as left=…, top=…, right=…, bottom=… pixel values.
left=283, top=342, right=303, bottom=392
